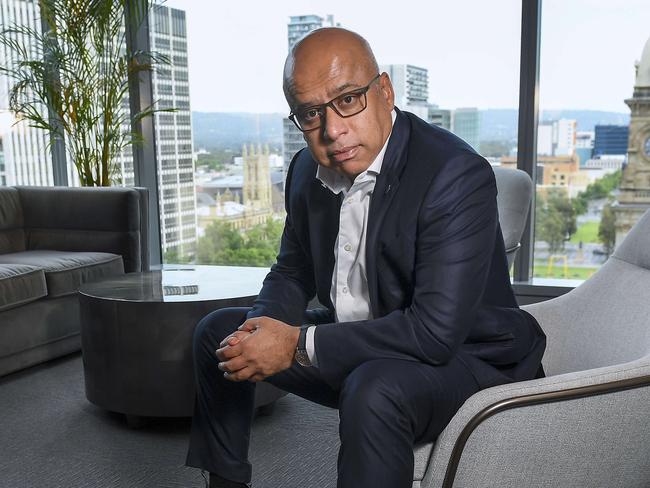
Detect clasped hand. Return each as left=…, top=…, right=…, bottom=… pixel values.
left=215, top=316, right=300, bottom=382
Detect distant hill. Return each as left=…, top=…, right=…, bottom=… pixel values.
left=191, top=109, right=631, bottom=150
left=192, top=112, right=283, bottom=151
left=539, top=110, right=629, bottom=130
left=480, top=109, right=630, bottom=141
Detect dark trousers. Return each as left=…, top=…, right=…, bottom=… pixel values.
left=186, top=307, right=480, bottom=488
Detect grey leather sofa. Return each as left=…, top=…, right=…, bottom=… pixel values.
left=0, top=186, right=149, bottom=377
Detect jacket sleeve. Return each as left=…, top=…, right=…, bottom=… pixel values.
left=246, top=151, right=316, bottom=326
left=314, top=154, right=499, bottom=386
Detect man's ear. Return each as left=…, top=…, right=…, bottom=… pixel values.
left=379, top=73, right=395, bottom=110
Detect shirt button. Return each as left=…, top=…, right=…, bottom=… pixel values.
left=342, top=286, right=348, bottom=294
left=344, top=243, right=352, bottom=252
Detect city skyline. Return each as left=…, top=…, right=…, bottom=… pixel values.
left=164, top=0, right=649, bottom=114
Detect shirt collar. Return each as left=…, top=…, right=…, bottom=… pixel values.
left=316, top=110, right=397, bottom=194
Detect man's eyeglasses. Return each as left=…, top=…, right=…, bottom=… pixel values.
left=288, top=74, right=382, bottom=132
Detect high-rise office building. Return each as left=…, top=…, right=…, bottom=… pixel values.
left=575, top=131, right=594, bottom=167
left=283, top=15, right=338, bottom=176
left=287, top=14, right=337, bottom=49
left=380, top=64, right=429, bottom=120
left=452, top=108, right=481, bottom=152
left=537, top=122, right=554, bottom=156
left=537, top=118, right=577, bottom=157
left=428, top=105, right=452, bottom=131
left=149, top=4, right=197, bottom=258
left=0, top=0, right=54, bottom=187
left=554, top=119, right=577, bottom=156
left=576, top=131, right=594, bottom=149
left=594, top=125, right=630, bottom=156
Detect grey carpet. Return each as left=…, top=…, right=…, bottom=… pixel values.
left=0, top=353, right=340, bottom=488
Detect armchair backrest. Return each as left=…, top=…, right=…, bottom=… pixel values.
left=493, top=167, right=533, bottom=269
left=523, top=209, right=650, bottom=376
left=0, top=187, right=26, bottom=254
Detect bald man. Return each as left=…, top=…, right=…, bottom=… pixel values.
left=186, top=28, right=545, bottom=488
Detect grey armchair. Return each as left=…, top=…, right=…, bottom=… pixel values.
left=493, top=166, right=533, bottom=269
left=412, top=209, right=650, bottom=487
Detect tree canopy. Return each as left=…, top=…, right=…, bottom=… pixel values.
left=196, top=218, right=283, bottom=267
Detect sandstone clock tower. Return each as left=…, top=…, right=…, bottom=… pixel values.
left=614, top=37, right=650, bottom=246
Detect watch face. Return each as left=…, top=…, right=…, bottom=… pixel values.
left=645, top=137, right=650, bottom=157
left=295, top=350, right=312, bottom=367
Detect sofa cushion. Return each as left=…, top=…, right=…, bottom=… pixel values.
left=0, top=250, right=124, bottom=298
left=0, top=264, right=47, bottom=312
left=0, top=187, right=26, bottom=254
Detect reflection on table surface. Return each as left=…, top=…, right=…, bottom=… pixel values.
left=79, top=264, right=270, bottom=303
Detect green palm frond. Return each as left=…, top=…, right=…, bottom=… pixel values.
left=0, top=0, right=172, bottom=187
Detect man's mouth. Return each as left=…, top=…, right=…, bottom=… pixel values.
left=329, top=146, right=359, bottom=163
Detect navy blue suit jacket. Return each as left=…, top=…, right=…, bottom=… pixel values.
left=248, top=108, right=546, bottom=390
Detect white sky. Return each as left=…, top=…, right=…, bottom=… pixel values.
left=164, top=0, right=650, bottom=114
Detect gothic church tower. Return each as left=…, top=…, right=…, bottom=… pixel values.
left=614, top=37, right=650, bottom=246
left=242, top=144, right=272, bottom=212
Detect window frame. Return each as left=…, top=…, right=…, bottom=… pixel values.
left=39, top=0, right=572, bottom=296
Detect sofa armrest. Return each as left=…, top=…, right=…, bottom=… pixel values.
left=16, top=186, right=148, bottom=272
left=421, top=357, right=650, bottom=488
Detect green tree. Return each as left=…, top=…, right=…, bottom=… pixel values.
left=598, top=202, right=617, bottom=257
left=535, top=189, right=576, bottom=253
left=196, top=218, right=283, bottom=267
left=196, top=153, right=226, bottom=171
left=573, top=170, right=622, bottom=216
left=163, top=248, right=192, bottom=264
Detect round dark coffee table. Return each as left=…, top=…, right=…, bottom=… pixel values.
left=79, top=264, right=286, bottom=425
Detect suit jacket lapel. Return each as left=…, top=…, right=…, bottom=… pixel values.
left=308, top=178, right=342, bottom=311
left=366, top=108, right=411, bottom=317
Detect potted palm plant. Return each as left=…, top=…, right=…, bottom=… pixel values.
left=0, top=0, right=168, bottom=186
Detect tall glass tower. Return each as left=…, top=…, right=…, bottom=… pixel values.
left=149, top=4, right=197, bottom=259
left=0, top=0, right=53, bottom=186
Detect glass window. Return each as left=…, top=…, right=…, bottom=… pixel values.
left=531, top=1, right=650, bottom=282
left=0, top=0, right=55, bottom=187
left=158, top=0, right=521, bottom=266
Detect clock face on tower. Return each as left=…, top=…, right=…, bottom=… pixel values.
left=645, top=137, right=650, bottom=157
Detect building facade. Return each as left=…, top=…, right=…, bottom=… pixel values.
left=594, top=124, right=630, bottom=157
left=197, top=144, right=282, bottom=233
left=614, top=36, right=650, bottom=247
left=149, top=4, right=197, bottom=259
left=0, top=135, right=5, bottom=186
left=538, top=119, right=577, bottom=157
left=380, top=64, right=429, bottom=120
left=427, top=105, right=452, bottom=130
left=452, top=108, right=481, bottom=153
left=0, top=0, right=54, bottom=187
left=554, top=118, right=577, bottom=156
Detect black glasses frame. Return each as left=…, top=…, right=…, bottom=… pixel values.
left=288, top=73, right=382, bottom=132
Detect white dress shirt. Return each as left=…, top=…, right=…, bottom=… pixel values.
left=306, top=110, right=396, bottom=367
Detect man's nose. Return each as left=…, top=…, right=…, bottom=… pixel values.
left=322, top=105, right=348, bottom=141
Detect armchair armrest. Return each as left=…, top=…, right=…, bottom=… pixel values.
left=16, top=186, right=149, bottom=272
left=421, top=357, right=650, bottom=488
